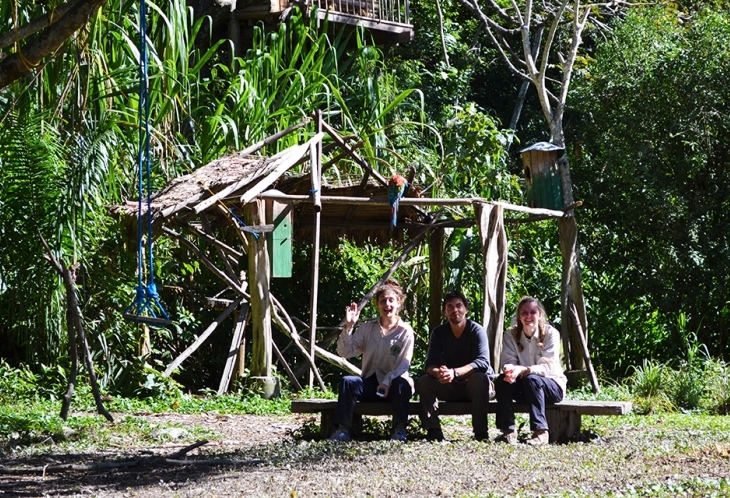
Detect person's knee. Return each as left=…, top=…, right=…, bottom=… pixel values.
left=417, top=373, right=436, bottom=392
left=390, top=377, right=413, bottom=397
left=523, top=374, right=542, bottom=389
left=494, top=374, right=510, bottom=398
left=340, top=375, right=361, bottom=391
left=467, top=372, right=492, bottom=395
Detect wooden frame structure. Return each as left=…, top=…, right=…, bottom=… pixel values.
left=112, top=112, right=597, bottom=396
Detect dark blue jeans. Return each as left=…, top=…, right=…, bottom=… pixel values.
left=495, top=373, right=563, bottom=431
left=332, top=374, right=413, bottom=430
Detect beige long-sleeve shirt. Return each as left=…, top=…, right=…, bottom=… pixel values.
left=500, top=324, right=567, bottom=396
left=337, top=318, right=415, bottom=390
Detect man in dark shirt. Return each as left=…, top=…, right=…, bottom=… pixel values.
left=418, top=290, right=495, bottom=441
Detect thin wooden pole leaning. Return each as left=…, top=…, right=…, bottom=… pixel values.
left=568, top=298, right=600, bottom=393
left=308, top=111, right=323, bottom=388
left=270, top=294, right=333, bottom=386
left=237, top=117, right=312, bottom=156
left=218, top=304, right=250, bottom=395
left=164, top=298, right=243, bottom=376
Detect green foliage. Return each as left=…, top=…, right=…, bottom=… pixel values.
left=571, top=7, right=730, bottom=372
left=619, top=342, right=730, bottom=415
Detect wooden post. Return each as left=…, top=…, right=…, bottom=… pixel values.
left=429, top=228, right=445, bottom=333
left=475, top=203, right=508, bottom=369
left=245, top=200, right=273, bottom=381
left=309, top=110, right=323, bottom=389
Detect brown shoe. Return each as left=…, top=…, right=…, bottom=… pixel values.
left=494, top=429, right=517, bottom=444
left=525, top=429, right=549, bottom=446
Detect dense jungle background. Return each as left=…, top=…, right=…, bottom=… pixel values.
left=1, top=0, right=729, bottom=405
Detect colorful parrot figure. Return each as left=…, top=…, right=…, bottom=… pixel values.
left=388, top=174, right=409, bottom=227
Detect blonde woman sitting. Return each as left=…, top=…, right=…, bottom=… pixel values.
left=494, top=296, right=567, bottom=445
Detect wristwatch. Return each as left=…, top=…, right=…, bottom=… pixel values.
left=453, top=368, right=459, bottom=379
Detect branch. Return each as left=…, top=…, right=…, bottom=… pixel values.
left=457, top=0, right=530, bottom=81
left=0, top=0, right=109, bottom=89
left=0, top=0, right=78, bottom=50
left=434, top=0, right=450, bottom=66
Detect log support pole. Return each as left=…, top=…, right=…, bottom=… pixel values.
left=429, top=228, right=445, bottom=332
left=476, top=203, right=508, bottom=369
left=245, top=199, right=278, bottom=398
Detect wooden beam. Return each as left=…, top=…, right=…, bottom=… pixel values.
left=163, top=298, right=242, bottom=377
left=257, top=191, right=570, bottom=217
left=475, top=203, right=507, bottom=370
left=245, top=200, right=273, bottom=378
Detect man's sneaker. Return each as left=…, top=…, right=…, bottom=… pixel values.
left=494, top=429, right=517, bottom=444
left=525, top=429, right=549, bottom=446
left=327, top=428, right=351, bottom=442
left=425, top=428, right=444, bottom=442
left=390, top=428, right=407, bottom=443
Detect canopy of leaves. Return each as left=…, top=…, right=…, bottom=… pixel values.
left=570, top=6, right=730, bottom=373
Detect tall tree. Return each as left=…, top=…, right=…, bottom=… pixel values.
left=449, top=0, right=628, bottom=369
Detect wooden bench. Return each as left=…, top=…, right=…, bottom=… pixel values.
left=291, top=399, right=633, bottom=443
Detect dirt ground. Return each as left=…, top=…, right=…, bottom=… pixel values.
left=2, top=412, right=729, bottom=497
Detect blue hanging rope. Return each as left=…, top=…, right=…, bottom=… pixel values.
left=124, top=0, right=170, bottom=326
left=228, top=207, right=259, bottom=240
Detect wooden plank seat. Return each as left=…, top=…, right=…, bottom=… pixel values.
left=290, top=398, right=633, bottom=443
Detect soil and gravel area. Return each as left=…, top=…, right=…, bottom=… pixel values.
left=2, top=412, right=729, bottom=497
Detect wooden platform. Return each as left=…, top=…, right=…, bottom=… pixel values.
left=291, top=398, right=633, bottom=443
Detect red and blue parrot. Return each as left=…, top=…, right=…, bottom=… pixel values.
left=388, top=174, right=409, bottom=227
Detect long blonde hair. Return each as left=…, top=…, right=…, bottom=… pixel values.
left=513, top=296, right=548, bottom=353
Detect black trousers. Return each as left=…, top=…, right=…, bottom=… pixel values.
left=332, top=374, right=413, bottom=430
left=495, top=373, right=563, bottom=431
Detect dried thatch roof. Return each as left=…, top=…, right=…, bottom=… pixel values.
left=111, top=141, right=431, bottom=246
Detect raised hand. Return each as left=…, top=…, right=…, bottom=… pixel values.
left=344, top=302, right=360, bottom=330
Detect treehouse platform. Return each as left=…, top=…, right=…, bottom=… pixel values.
left=232, top=0, right=413, bottom=49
